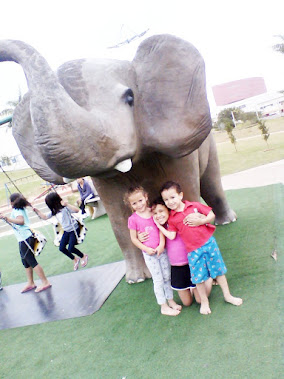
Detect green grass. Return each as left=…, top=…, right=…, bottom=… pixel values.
left=0, top=168, right=42, bottom=206
left=0, top=185, right=283, bottom=378
left=217, top=131, right=284, bottom=175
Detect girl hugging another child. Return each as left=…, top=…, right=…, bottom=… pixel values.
left=124, top=186, right=181, bottom=316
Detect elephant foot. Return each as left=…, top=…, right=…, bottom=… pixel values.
left=127, top=278, right=145, bottom=284
left=125, top=265, right=152, bottom=284
left=215, top=209, right=237, bottom=225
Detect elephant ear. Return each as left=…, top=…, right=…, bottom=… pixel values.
left=133, top=34, right=212, bottom=158
left=12, top=94, right=65, bottom=184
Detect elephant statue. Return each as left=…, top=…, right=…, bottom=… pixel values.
left=0, top=34, right=236, bottom=283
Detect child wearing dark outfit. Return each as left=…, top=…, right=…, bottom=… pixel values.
left=0, top=193, right=51, bottom=293
left=34, top=192, right=88, bottom=271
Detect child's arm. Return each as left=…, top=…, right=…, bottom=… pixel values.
left=129, top=229, right=157, bottom=256
left=153, top=219, right=176, bottom=240
left=156, top=231, right=165, bottom=256
left=184, top=210, right=215, bottom=226
left=0, top=213, right=24, bottom=225
left=32, top=207, right=49, bottom=220
left=61, top=200, right=80, bottom=213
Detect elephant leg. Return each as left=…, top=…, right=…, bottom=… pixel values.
left=91, top=176, right=151, bottom=284
left=199, top=134, right=237, bottom=224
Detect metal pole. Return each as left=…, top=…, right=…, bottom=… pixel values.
left=0, top=115, right=12, bottom=126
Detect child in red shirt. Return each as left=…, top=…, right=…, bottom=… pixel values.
left=156, top=181, right=242, bottom=315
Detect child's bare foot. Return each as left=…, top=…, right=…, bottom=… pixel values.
left=168, top=299, right=182, bottom=311
left=225, top=295, right=243, bottom=306
left=161, top=303, right=180, bottom=316
left=21, top=283, right=36, bottom=293
left=200, top=301, right=211, bottom=315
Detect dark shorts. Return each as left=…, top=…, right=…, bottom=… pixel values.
left=19, top=236, right=38, bottom=269
left=171, top=264, right=196, bottom=291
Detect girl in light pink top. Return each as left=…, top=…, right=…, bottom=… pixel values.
left=124, top=186, right=181, bottom=316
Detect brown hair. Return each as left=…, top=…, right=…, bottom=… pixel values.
left=10, top=193, right=30, bottom=209
left=160, top=181, right=182, bottom=195
left=150, top=196, right=168, bottom=211
left=123, top=185, right=148, bottom=209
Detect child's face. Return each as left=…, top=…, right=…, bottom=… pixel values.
left=128, top=191, right=148, bottom=213
left=161, top=188, right=183, bottom=211
left=152, top=204, right=169, bottom=225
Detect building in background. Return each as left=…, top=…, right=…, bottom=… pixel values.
left=212, top=77, right=267, bottom=106
left=212, top=77, right=284, bottom=118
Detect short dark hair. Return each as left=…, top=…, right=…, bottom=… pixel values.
left=151, top=196, right=167, bottom=210
left=160, top=181, right=182, bottom=194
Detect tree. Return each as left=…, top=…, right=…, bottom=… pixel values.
left=272, top=34, right=284, bottom=54
left=0, top=90, right=22, bottom=128
left=0, top=156, right=12, bottom=166
left=257, top=119, right=270, bottom=149
left=215, top=107, right=238, bottom=150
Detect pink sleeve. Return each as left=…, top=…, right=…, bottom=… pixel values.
left=128, top=214, right=137, bottom=230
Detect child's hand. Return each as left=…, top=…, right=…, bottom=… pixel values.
left=156, top=246, right=164, bottom=256
left=145, top=247, right=157, bottom=256
left=61, top=200, right=68, bottom=207
left=137, top=231, right=149, bottom=243
left=183, top=213, right=205, bottom=226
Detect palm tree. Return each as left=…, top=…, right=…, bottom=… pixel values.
left=0, top=89, right=22, bottom=128
left=272, top=34, right=284, bottom=54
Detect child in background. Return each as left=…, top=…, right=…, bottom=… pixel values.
left=33, top=192, right=88, bottom=271
left=124, top=186, right=181, bottom=316
left=0, top=193, right=51, bottom=293
left=157, top=181, right=242, bottom=315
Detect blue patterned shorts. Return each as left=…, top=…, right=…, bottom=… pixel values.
left=188, top=236, right=227, bottom=284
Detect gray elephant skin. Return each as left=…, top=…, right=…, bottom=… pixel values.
left=0, top=34, right=236, bottom=283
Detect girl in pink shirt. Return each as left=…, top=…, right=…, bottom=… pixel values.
left=124, top=186, right=181, bottom=316
left=151, top=198, right=213, bottom=307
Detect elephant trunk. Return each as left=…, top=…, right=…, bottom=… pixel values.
left=0, top=40, right=135, bottom=179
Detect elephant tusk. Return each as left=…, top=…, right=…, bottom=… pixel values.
left=114, top=159, right=132, bottom=173
left=63, top=177, right=76, bottom=183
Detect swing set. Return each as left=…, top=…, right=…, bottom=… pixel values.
left=0, top=163, right=87, bottom=256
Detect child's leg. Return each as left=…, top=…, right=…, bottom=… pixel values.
left=143, top=253, right=180, bottom=316
left=192, top=277, right=213, bottom=304
left=20, top=239, right=37, bottom=292
left=178, top=289, right=193, bottom=306
left=216, top=275, right=243, bottom=306
left=159, top=252, right=182, bottom=311
left=21, top=267, right=36, bottom=292
left=59, top=232, right=76, bottom=260
left=196, top=282, right=211, bottom=314
left=33, top=264, right=51, bottom=290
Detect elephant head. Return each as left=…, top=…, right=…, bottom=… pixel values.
left=0, top=35, right=236, bottom=283
left=0, top=35, right=211, bottom=183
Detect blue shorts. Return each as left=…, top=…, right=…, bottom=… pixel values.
left=188, top=236, right=227, bottom=284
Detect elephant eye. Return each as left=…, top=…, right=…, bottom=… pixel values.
left=123, top=88, right=134, bottom=107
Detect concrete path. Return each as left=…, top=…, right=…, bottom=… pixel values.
left=221, top=160, right=284, bottom=190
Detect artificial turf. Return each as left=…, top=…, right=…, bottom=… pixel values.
left=0, top=184, right=283, bottom=378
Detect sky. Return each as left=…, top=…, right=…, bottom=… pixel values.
left=0, top=0, right=283, bottom=155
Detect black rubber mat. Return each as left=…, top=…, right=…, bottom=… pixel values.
left=0, top=260, right=125, bottom=330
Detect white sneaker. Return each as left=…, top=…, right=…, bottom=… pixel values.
left=81, top=213, right=88, bottom=219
